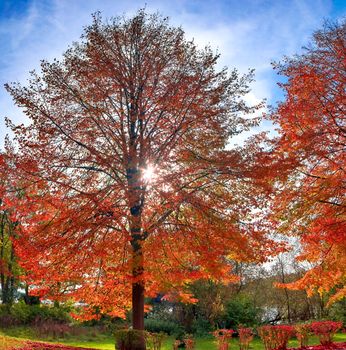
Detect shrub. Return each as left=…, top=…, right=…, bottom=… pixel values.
left=191, top=317, right=213, bottom=336
left=115, top=329, right=146, bottom=350
left=225, top=297, right=260, bottom=328
left=172, top=333, right=195, bottom=349
left=10, top=302, right=34, bottom=323
left=184, top=335, right=195, bottom=350
left=238, top=327, right=253, bottom=350
left=145, top=332, right=167, bottom=350
left=7, top=302, right=71, bottom=325
left=257, top=325, right=294, bottom=350
left=44, top=304, right=72, bottom=323
left=295, top=323, right=311, bottom=348
left=174, top=329, right=187, bottom=348
left=310, top=320, right=342, bottom=345
left=173, top=339, right=182, bottom=350
left=213, top=329, right=233, bottom=350
left=145, top=318, right=183, bottom=335
left=329, top=298, right=346, bottom=324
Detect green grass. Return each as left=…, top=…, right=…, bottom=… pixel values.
left=0, top=327, right=345, bottom=350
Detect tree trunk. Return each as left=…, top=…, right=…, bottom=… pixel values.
left=127, top=53, right=146, bottom=346
left=130, top=235, right=146, bottom=349
left=132, top=245, right=145, bottom=331
left=128, top=167, right=146, bottom=349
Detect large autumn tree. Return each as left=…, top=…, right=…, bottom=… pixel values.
left=270, top=20, right=345, bottom=303
left=6, top=10, right=272, bottom=338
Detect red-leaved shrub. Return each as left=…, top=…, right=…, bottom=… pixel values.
left=184, top=335, right=195, bottom=350
left=310, top=320, right=342, bottom=346
left=257, top=325, right=294, bottom=350
left=238, top=327, right=253, bottom=350
left=173, top=339, right=181, bottom=350
left=213, top=329, right=234, bottom=350
left=295, top=323, right=311, bottom=348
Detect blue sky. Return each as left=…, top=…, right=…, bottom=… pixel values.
left=0, top=0, right=345, bottom=147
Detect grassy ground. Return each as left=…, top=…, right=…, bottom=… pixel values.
left=0, top=327, right=345, bottom=350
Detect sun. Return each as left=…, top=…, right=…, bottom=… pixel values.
left=142, top=165, right=156, bottom=182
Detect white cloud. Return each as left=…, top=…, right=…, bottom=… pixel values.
left=0, top=0, right=339, bottom=147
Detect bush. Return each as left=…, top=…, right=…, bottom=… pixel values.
left=238, top=327, right=253, bottom=350
left=191, top=317, right=213, bottom=337
left=224, top=297, right=260, bottom=329
left=11, top=302, right=72, bottom=324
left=310, top=320, right=342, bottom=345
left=144, top=318, right=183, bottom=335
left=10, top=302, right=34, bottom=323
left=145, top=332, right=167, bottom=350
left=257, top=325, right=294, bottom=350
left=173, top=334, right=195, bottom=350
left=212, top=329, right=233, bottom=350
left=295, top=323, right=311, bottom=348
left=173, top=339, right=182, bottom=350
left=329, top=299, right=346, bottom=324
left=0, top=302, right=72, bottom=326
left=183, top=335, right=195, bottom=350
left=114, top=329, right=146, bottom=350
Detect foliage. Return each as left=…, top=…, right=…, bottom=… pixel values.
left=269, top=20, right=346, bottom=303
left=145, top=332, right=167, bottom=350
left=224, top=296, right=260, bottom=328
left=238, top=327, right=253, bottom=350
left=257, top=325, right=294, bottom=350
left=295, top=323, right=311, bottom=348
left=310, top=320, right=342, bottom=346
left=172, top=333, right=196, bottom=349
left=0, top=335, right=22, bottom=350
left=114, top=329, right=146, bottom=350
left=328, top=298, right=346, bottom=324
left=189, top=280, right=228, bottom=329
left=191, top=317, right=213, bottom=337
left=173, top=339, right=182, bottom=350
left=144, top=318, right=183, bottom=336
left=183, top=335, right=195, bottom=350
left=0, top=302, right=71, bottom=327
left=0, top=152, right=22, bottom=305
left=212, top=329, right=233, bottom=350
left=14, top=341, right=96, bottom=350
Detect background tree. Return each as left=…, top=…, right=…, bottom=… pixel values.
left=6, top=10, right=272, bottom=344
left=0, top=206, right=18, bottom=305
left=0, top=152, right=22, bottom=305
left=269, top=20, right=346, bottom=304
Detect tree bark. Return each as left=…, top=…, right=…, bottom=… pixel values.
left=130, top=224, right=146, bottom=349
left=132, top=244, right=145, bottom=330
left=130, top=197, right=145, bottom=335
left=127, top=154, right=146, bottom=349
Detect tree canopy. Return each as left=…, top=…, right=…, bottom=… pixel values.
left=5, top=10, right=271, bottom=334
left=269, top=20, right=346, bottom=304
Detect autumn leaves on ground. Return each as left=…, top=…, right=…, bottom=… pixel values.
left=0, top=8, right=345, bottom=350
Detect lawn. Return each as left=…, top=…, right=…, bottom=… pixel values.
left=1, top=328, right=346, bottom=350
